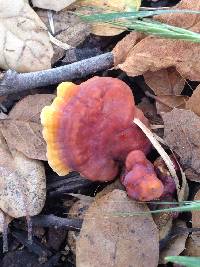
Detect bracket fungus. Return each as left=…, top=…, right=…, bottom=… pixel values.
left=41, top=76, right=164, bottom=200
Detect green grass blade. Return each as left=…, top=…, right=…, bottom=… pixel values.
left=80, top=10, right=200, bottom=43
left=93, top=18, right=200, bottom=43
left=103, top=202, right=200, bottom=217
left=80, top=9, right=200, bottom=22
left=165, top=256, right=200, bottom=267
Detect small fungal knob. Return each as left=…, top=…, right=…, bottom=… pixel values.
left=122, top=150, right=164, bottom=201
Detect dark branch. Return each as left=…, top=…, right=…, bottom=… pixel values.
left=12, top=230, right=52, bottom=259
left=0, top=52, right=113, bottom=96
left=31, top=215, right=82, bottom=231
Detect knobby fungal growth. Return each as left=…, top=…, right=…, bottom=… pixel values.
left=41, top=76, right=164, bottom=201
left=121, top=150, right=164, bottom=201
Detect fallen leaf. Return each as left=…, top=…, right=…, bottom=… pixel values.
left=185, top=234, right=200, bottom=257
left=186, top=85, right=200, bottom=116
left=32, top=0, right=76, bottom=11
left=95, top=178, right=124, bottom=200
left=144, top=68, right=185, bottom=95
left=8, top=94, right=54, bottom=123
left=113, top=32, right=143, bottom=64
left=163, top=109, right=200, bottom=173
left=0, top=132, right=46, bottom=218
left=1, top=94, right=54, bottom=161
left=184, top=168, right=200, bottom=182
left=156, top=0, right=200, bottom=29
left=159, top=220, right=188, bottom=264
left=0, top=210, right=12, bottom=232
left=137, top=97, right=162, bottom=126
left=76, top=0, right=141, bottom=11
left=155, top=95, right=189, bottom=114
left=191, top=189, right=200, bottom=229
left=153, top=208, right=173, bottom=241
left=37, top=10, right=91, bottom=64
left=184, top=189, right=200, bottom=257
left=76, top=189, right=159, bottom=267
left=74, top=0, right=141, bottom=36
left=113, top=0, right=200, bottom=81
left=68, top=198, right=93, bottom=255
left=0, top=0, right=53, bottom=72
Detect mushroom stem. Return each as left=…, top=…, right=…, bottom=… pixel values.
left=133, top=118, right=180, bottom=193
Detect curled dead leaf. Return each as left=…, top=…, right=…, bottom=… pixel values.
left=156, top=0, right=200, bottom=29
left=155, top=95, right=189, bottom=114
left=153, top=209, right=173, bottom=242
left=68, top=198, right=93, bottom=255
left=0, top=0, right=53, bottom=72
left=75, top=0, right=141, bottom=12
left=74, top=0, right=141, bottom=36
left=1, top=94, right=54, bottom=161
left=76, top=189, right=159, bottom=267
left=159, top=220, right=188, bottom=264
left=37, top=10, right=91, bottom=64
left=185, top=189, right=200, bottom=256
left=186, top=85, right=200, bottom=117
left=0, top=132, right=46, bottom=218
left=163, top=109, right=200, bottom=173
left=184, top=168, right=200, bottom=182
left=144, top=68, right=185, bottom=96
left=113, top=32, right=143, bottom=65
left=0, top=210, right=12, bottom=233
left=191, top=189, right=200, bottom=229
left=32, top=0, right=76, bottom=11
left=113, top=0, right=200, bottom=81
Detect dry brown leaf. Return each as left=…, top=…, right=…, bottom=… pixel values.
left=37, top=10, right=91, bottom=64
left=76, top=189, right=159, bottom=267
left=156, top=0, right=200, bottom=29
left=186, top=85, right=200, bottom=116
left=113, top=32, right=143, bottom=65
left=184, top=189, right=200, bottom=256
left=76, top=0, right=141, bottom=12
left=0, top=210, right=12, bottom=233
left=0, top=0, right=53, bottom=72
left=163, top=109, right=200, bottom=173
left=184, top=168, right=200, bottom=182
left=153, top=208, right=173, bottom=241
left=155, top=95, right=189, bottom=114
left=68, top=198, right=93, bottom=255
left=1, top=94, right=54, bottom=161
left=144, top=68, right=185, bottom=95
left=192, top=189, right=200, bottom=229
left=32, top=0, right=76, bottom=11
left=185, top=234, right=200, bottom=257
left=113, top=0, right=200, bottom=81
left=74, top=0, right=141, bottom=36
left=159, top=220, right=188, bottom=264
left=0, top=132, right=46, bottom=218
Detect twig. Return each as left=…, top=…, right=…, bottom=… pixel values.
left=48, top=179, right=93, bottom=197
left=12, top=230, right=52, bottom=259
left=0, top=52, right=113, bottom=96
left=31, top=214, right=82, bottom=231
left=43, top=253, right=61, bottom=267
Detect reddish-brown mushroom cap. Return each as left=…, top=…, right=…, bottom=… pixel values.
left=41, top=77, right=151, bottom=181
left=122, top=150, right=164, bottom=201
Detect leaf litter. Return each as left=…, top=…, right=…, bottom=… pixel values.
left=0, top=94, right=54, bottom=160
left=113, top=0, right=200, bottom=81
left=1, top=0, right=200, bottom=266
